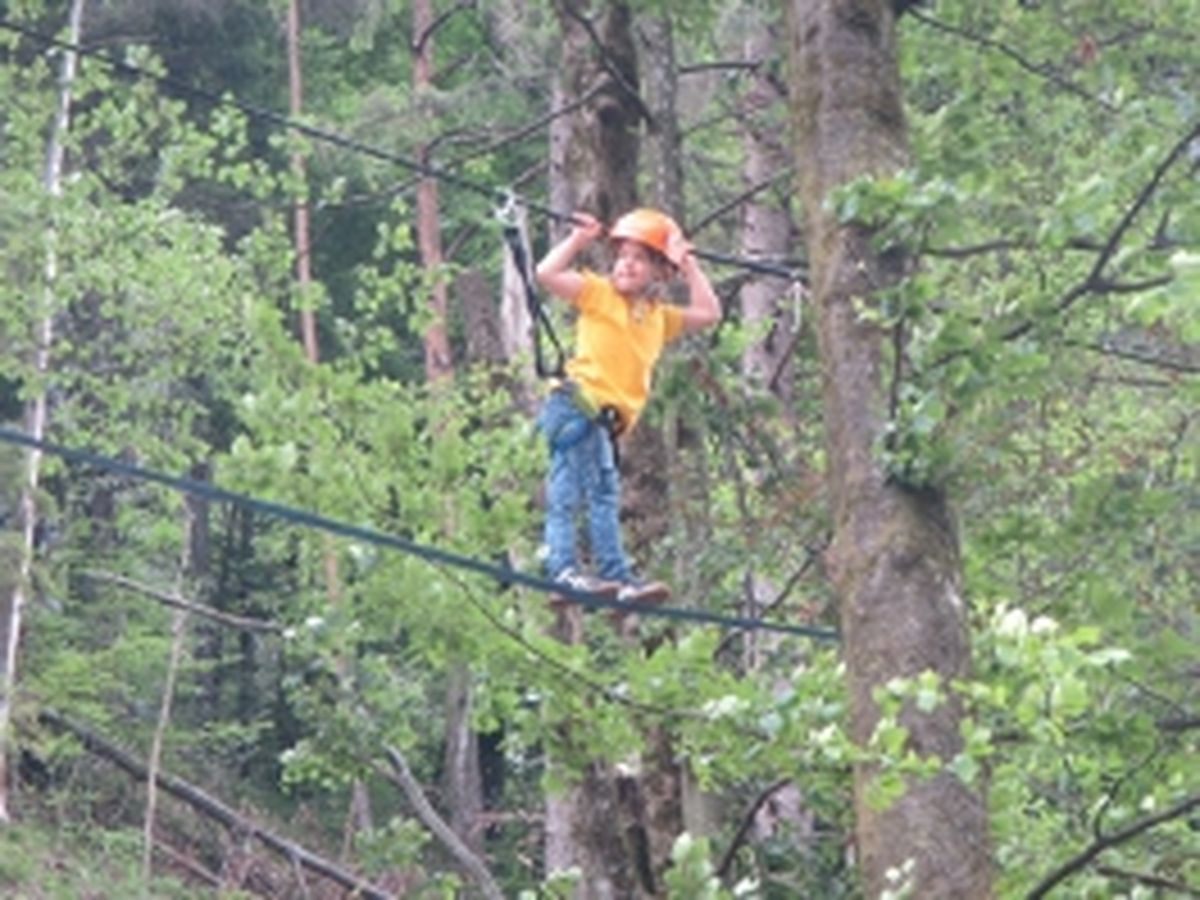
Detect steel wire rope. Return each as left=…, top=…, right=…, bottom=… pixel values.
left=0, top=427, right=839, bottom=641
left=0, top=17, right=800, bottom=280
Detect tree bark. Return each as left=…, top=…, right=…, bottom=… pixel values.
left=636, top=14, right=682, bottom=215
left=552, top=0, right=641, bottom=226
left=414, top=0, right=454, bottom=382
left=784, top=2, right=992, bottom=897
left=143, top=504, right=194, bottom=881
left=738, top=20, right=795, bottom=405
left=0, top=0, right=86, bottom=826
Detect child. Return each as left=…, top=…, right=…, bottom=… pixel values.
left=534, top=208, right=721, bottom=605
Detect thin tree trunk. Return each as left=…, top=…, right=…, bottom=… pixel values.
left=636, top=15, right=682, bottom=215
left=0, top=0, right=86, bottom=826
left=414, top=0, right=454, bottom=382
left=288, top=0, right=318, bottom=364
left=285, top=1, right=367, bottom=850
left=784, top=3, right=991, bottom=897
left=143, top=504, right=194, bottom=880
left=497, top=206, right=539, bottom=414
left=738, top=21, right=795, bottom=404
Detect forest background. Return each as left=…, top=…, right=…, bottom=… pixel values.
left=0, top=0, right=1195, bottom=898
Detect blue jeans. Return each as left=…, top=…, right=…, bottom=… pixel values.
left=538, top=388, right=631, bottom=582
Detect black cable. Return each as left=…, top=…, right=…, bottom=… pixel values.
left=0, top=17, right=800, bottom=280
left=0, top=427, right=839, bottom=641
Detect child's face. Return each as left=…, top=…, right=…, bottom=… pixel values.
left=611, top=239, right=666, bottom=298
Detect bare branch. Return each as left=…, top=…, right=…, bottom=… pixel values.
left=689, top=167, right=794, bottom=238
left=1089, top=275, right=1174, bottom=295
left=1066, top=339, right=1200, bottom=375
left=444, top=77, right=608, bottom=169
left=82, top=570, right=282, bottom=633
left=1095, top=865, right=1200, bottom=897
left=382, top=745, right=505, bottom=900
left=411, top=0, right=476, bottom=56
left=1157, top=715, right=1200, bottom=733
left=1027, top=792, right=1200, bottom=900
left=38, top=710, right=395, bottom=900
left=1080, top=122, right=1200, bottom=289
left=554, top=0, right=653, bottom=125
left=715, top=778, right=792, bottom=880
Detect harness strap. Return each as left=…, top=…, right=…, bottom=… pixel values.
left=497, top=195, right=566, bottom=379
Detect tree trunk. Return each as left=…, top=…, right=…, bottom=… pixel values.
left=441, top=666, right=484, bottom=854
left=636, top=15, right=682, bottom=215
left=0, top=0, right=86, bottom=825
left=552, top=0, right=640, bottom=226
left=286, top=1, right=368, bottom=852
left=738, top=20, right=795, bottom=405
left=784, top=2, right=992, bottom=897
left=414, top=0, right=454, bottom=382
left=143, top=503, right=194, bottom=880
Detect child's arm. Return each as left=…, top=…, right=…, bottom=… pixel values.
left=673, top=243, right=722, bottom=334
left=535, top=212, right=604, bottom=303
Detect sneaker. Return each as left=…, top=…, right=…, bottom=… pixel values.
left=550, top=567, right=621, bottom=605
left=616, top=579, right=671, bottom=606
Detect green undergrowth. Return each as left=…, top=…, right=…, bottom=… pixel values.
left=0, top=818, right=224, bottom=900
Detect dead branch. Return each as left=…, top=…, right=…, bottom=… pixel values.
left=38, top=709, right=395, bottom=900
left=382, top=744, right=505, bottom=900
left=83, top=569, right=282, bottom=633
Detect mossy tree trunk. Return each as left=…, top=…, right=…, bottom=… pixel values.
left=784, top=2, right=992, bottom=896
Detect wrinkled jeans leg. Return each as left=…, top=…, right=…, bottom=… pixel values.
left=539, top=391, right=588, bottom=578
left=544, top=444, right=582, bottom=578
left=584, top=428, right=631, bottom=583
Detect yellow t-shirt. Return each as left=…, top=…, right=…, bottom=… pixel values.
left=565, top=271, right=685, bottom=431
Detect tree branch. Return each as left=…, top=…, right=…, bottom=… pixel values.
left=1095, top=865, right=1200, bottom=897
left=381, top=745, right=505, bottom=900
left=910, top=10, right=1116, bottom=112
left=411, top=0, right=475, bottom=56
left=554, top=0, right=653, bottom=125
left=1065, top=339, right=1200, bottom=375
left=38, top=710, right=394, bottom=900
left=689, top=167, right=794, bottom=238
left=82, top=569, right=282, bottom=633
left=1026, top=792, right=1200, bottom=899
left=1004, top=121, right=1200, bottom=343
left=715, top=778, right=792, bottom=880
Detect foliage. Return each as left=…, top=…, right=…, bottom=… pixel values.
left=0, top=0, right=1195, bottom=897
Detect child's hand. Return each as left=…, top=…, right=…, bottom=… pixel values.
left=568, top=212, right=604, bottom=244
left=665, top=223, right=692, bottom=267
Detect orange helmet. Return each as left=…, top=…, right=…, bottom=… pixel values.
left=608, top=208, right=679, bottom=261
